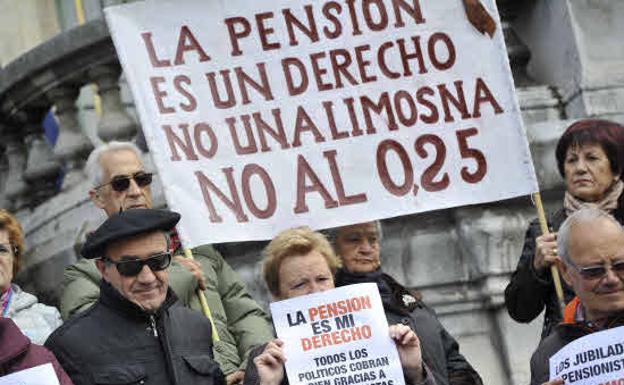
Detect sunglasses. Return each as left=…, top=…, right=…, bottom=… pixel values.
left=570, top=260, right=624, bottom=280
left=97, top=172, right=153, bottom=192
left=103, top=252, right=171, bottom=277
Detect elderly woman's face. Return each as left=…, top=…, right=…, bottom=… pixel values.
left=277, top=250, right=334, bottom=300
left=564, top=143, right=617, bottom=202
left=0, top=229, right=14, bottom=292
left=335, top=222, right=381, bottom=274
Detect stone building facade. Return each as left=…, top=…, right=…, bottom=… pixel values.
left=1, top=1, right=623, bottom=384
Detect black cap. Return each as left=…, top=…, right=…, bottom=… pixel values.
left=81, top=209, right=180, bottom=259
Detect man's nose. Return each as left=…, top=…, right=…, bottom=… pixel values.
left=127, top=178, right=142, bottom=196
left=602, top=266, right=621, bottom=285
left=136, top=264, right=156, bottom=283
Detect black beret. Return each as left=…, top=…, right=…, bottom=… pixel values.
left=81, top=209, right=180, bottom=259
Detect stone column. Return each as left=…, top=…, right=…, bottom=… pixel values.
left=20, top=108, right=61, bottom=206
left=3, top=130, right=29, bottom=210
left=47, top=84, right=94, bottom=190
left=0, top=145, right=7, bottom=209
left=514, top=0, right=624, bottom=121
left=89, top=63, right=138, bottom=142
left=496, top=0, right=562, bottom=124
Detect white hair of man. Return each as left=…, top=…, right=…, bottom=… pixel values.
left=557, top=207, right=622, bottom=265
left=85, top=141, right=144, bottom=188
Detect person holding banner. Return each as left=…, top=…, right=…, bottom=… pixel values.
left=0, top=317, right=74, bottom=384
left=59, top=142, right=272, bottom=384
left=245, top=227, right=436, bottom=385
left=327, top=222, right=482, bottom=385
left=505, top=119, right=624, bottom=339
left=0, top=209, right=62, bottom=345
left=529, top=207, right=624, bottom=385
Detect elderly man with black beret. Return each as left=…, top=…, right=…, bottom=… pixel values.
left=45, top=209, right=224, bottom=385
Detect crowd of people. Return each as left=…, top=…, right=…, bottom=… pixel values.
left=0, top=117, right=623, bottom=385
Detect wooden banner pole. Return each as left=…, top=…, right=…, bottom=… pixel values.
left=184, top=248, right=220, bottom=342
left=532, top=192, right=566, bottom=316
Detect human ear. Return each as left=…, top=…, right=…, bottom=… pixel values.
left=95, top=259, right=107, bottom=277
left=89, top=189, right=106, bottom=209
left=555, top=258, right=573, bottom=287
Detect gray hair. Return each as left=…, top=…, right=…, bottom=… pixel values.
left=323, top=220, right=384, bottom=247
left=558, top=207, right=622, bottom=265
left=85, top=141, right=143, bottom=187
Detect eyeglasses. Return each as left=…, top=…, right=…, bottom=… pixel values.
left=569, top=259, right=624, bottom=280
left=0, top=243, right=16, bottom=257
left=103, top=252, right=171, bottom=277
left=96, top=172, right=153, bottom=192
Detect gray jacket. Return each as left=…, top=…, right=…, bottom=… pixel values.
left=5, top=284, right=62, bottom=345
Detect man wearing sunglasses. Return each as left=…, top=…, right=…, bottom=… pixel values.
left=60, top=142, right=272, bottom=385
left=46, top=209, right=225, bottom=384
left=530, top=207, right=624, bottom=385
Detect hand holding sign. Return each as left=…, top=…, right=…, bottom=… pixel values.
left=254, top=339, right=287, bottom=385
left=533, top=233, right=558, bottom=272
left=389, top=324, right=424, bottom=383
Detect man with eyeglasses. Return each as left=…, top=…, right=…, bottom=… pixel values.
left=530, top=207, right=624, bottom=385
left=59, top=142, right=272, bottom=385
left=46, top=208, right=225, bottom=385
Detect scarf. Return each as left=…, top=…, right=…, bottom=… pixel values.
left=564, top=179, right=624, bottom=216
left=563, top=297, right=584, bottom=324
left=335, top=267, right=393, bottom=301
left=334, top=268, right=417, bottom=313
left=1, top=286, right=12, bottom=317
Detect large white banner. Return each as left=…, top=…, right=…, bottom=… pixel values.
left=106, top=0, right=538, bottom=246
left=549, top=326, right=624, bottom=385
left=271, top=283, right=405, bottom=385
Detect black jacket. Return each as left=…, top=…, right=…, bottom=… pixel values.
left=45, top=281, right=225, bottom=385
left=529, top=313, right=624, bottom=385
left=335, top=270, right=482, bottom=385
left=505, top=200, right=624, bottom=339
left=504, top=209, right=575, bottom=339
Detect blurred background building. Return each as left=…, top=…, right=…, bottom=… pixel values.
left=1, top=1, right=623, bottom=384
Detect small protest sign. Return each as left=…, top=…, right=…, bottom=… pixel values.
left=549, top=326, right=624, bottom=385
left=105, top=0, right=538, bottom=246
left=0, top=363, right=60, bottom=385
left=270, top=283, right=404, bottom=385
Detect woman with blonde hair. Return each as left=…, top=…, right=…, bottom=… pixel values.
left=245, top=226, right=434, bottom=385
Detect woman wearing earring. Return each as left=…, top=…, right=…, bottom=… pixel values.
left=505, top=119, right=624, bottom=339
